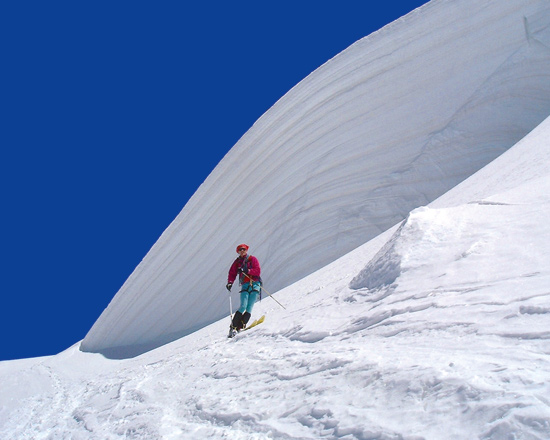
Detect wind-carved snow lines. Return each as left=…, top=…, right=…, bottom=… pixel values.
left=295, top=407, right=341, bottom=437
left=468, top=200, right=513, bottom=206
left=273, top=357, right=352, bottom=382
left=519, top=304, right=550, bottom=315
left=280, top=325, right=332, bottom=344
left=180, top=333, right=361, bottom=438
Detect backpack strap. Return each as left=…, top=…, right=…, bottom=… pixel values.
left=239, top=255, right=250, bottom=284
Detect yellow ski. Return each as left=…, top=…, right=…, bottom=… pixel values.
left=242, top=315, right=265, bottom=332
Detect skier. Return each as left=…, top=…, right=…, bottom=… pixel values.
left=226, top=244, right=261, bottom=336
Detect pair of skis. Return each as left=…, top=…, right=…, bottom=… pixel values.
left=228, top=315, right=265, bottom=338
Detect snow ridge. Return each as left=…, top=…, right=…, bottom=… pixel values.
left=81, top=0, right=550, bottom=358
left=2, top=118, right=549, bottom=436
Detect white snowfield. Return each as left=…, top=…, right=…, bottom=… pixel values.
left=80, top=0, right=550, bottom=357
left=1, top=116, right=549, bottom=440
left=1, top=0, right=550, bottom=439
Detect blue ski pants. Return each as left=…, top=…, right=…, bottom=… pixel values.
left=238, top=281, right=261, bottom=314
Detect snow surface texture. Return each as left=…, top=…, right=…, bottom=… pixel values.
left=1, top=115, right=549, bottom=439
left=80, top=0, right=550, bottom=357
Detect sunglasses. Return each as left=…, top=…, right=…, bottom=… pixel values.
left=238, top=248, right=247, bottom=252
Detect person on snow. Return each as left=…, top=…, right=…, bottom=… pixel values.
left=226, top=244, right=261, bottom=334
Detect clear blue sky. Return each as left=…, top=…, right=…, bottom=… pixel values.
left=0, top=1, right=428, bottom=361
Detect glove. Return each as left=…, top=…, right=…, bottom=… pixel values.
left=237, top=266, right=248, bottom=274
left=226, top=283, right=232, bottom=291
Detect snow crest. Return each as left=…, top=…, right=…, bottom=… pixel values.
left=82, top=0, right=550, bottom=359
left=349, top=202, right=518, bottom=292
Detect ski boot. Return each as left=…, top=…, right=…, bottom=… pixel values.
left=228, top=326, right=237, bottom=338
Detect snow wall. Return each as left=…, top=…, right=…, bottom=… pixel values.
left=81, top=0, right=550, bottom=358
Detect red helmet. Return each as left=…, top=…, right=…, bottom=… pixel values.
left=236, top=244, right=249, bottom=253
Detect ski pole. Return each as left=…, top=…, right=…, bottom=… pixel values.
left=259, top=284, right=286, bottom=310
left=228, top=291, right=234, bottom=320
left=240, top=272, right=286, bottom=310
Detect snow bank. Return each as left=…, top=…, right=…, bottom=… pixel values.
left=2, top=116, right=549, bottom=439
left=81, top=0, right=550, bottom=358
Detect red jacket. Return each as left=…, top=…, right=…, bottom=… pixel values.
left=228, top=255, right=261, bottom=285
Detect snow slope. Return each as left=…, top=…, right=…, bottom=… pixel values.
left=1, top=114, right=549, bottom=440
left=81, top=0, right=550, bottom=358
